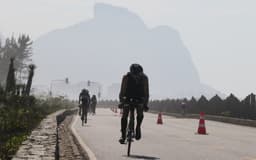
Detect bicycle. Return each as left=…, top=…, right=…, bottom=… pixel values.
left=80, top=104, right=88, bottom=126
left=127, top=128, right=134, bottom=156
left=122, top=102, right=143, bottom=157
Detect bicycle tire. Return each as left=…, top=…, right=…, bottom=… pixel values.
left=127, top=137, right=131, bottom=156
left=126, top=104, right=136, bottom=156
left=127, top=128, right=133, bottom=156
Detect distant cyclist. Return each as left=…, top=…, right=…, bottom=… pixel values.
left=79, top=89, right=90, bottom=124
left=90, top=95, right=97, bottom=115
left=119, top=64, right=149, bottom=144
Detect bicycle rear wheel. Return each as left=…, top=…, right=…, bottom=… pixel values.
left=127, top=129, right=133, bottom=156
left=81, top=116, right=84, bottom=126
left=126, top=104, right=135, bottom=156
left=127, top=138, right=131, bottom=156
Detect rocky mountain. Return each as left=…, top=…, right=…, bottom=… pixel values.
left=33, top=3, right=221, bottom=99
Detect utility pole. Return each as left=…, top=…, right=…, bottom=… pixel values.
left=87, top=80, right=102, bottom=100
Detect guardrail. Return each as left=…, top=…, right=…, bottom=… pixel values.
left=149, top=110, right=256, bottom=127
left=90, top=104, right=256, bottom=127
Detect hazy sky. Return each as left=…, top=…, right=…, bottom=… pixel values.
left=1, top=0, right=256, bottom=98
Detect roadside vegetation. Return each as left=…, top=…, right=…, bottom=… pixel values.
left=0, top=35, right=74, bottom=159
left=0, top=95, right=73, bottom=159
left=149, top=94, right=256, bottom=120
left=100, top=93, right=256, bottom=120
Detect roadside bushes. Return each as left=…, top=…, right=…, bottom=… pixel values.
left=0, top=36, right=76, bottom=159
left=98, top=93, right=256, bottom=120
left=0, top=95, right=73, bottom=160
left=149, top=93, right=256, bottom=120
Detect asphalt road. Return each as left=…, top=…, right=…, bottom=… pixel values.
left=72, top=108, right=256, bottom=160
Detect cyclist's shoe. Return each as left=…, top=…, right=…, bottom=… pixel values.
left=119, top=137, right=126, bottom=144
left=135, top=127, right=141, bottom=140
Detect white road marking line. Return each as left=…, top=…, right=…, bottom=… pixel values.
left=71, top=115, right=97, bottom=160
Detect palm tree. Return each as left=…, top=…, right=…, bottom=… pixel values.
left=5, top=58, right=16, bottom=95
left=25, top=64, right=36, bottom=96
left=0, top=35, right=33, bottom=83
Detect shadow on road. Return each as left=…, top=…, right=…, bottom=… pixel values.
left=81, top=124, right=92, bottom=127
left=123, top=155, right=160, bottom=160
left=93, top=114, right=121, bottom=117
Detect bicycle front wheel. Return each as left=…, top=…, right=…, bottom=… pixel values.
left=127, top=139, right=131, bottom=156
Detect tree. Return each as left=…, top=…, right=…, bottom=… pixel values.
left=187, top=96, right=197, bottom=113
left=208, top=95, right=224, bottom=115
left=224, top=94, right=241, bottom=117
left=25, top=64, right=36, bottom=96
left=0, top=38, right=15, bottom=83
left=197, top=95, right=208, bottom=113
left=0, top=35, right=33, bottom=83
left=16, top=35, right=33, bottom=71
left=242, top=93, right=256, bottom=119
left=0, top=84, right=4, bottom=95
left=5, top=58, right=16, bottom=95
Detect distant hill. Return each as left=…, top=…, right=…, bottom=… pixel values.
left=33, top=3, right=222, bottom=99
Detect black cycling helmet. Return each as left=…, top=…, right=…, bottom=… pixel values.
left=82, top=88, right=88, bottom=93
left=130, top=63, right=143, bottom=74
left=138, top=65, right=143, bottom=73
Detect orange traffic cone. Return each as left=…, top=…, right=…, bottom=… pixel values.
left=157, top=112, right=163, bottom=125
left=197, top=112, right=207, bottom=135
